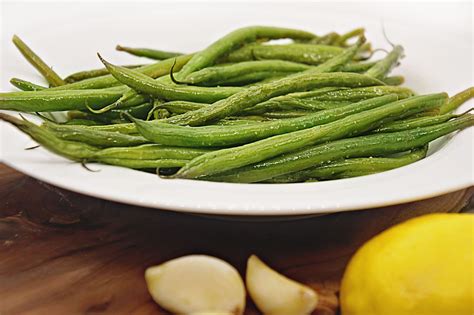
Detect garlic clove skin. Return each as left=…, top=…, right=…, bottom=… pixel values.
left=145, top=255, right=245, bottom=315
left=246, top=255, right=318, bottom=315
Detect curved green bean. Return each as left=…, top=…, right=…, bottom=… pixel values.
left=99, top=55, right=242, bottom=104
left=176, top=26, right=317, bottom=80
left=175, top=93, right=446, bottom=179
left=12, top=35, right=65, bottom=86
left=382, top=75, right=404, bottom=86
left=439, top=87, right=474, bottom=114
left=208, top=114, right=473, bottom=183
left=131, top=95, right=398, bottom=147
left=365, top=45, right=404, bottom=79
left=116, top=45, right=183, bottom=60
left=10, top=78, right=46, bottom=91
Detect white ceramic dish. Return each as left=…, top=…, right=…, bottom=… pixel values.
left=1, top=1, right=473, bottom=216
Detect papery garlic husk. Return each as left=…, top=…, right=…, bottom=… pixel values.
left=145, top=255, right=245, bottom=315
left=246, top=255, right=318, bottom=315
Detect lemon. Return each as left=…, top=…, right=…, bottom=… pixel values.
left=340, top=213, right=474, bottom=315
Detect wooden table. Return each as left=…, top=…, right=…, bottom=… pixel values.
left=0, top=163, right=472, bottom=315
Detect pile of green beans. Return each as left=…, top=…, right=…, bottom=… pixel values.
left=1, top=26, right=473, bottom=183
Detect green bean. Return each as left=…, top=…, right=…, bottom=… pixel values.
left=214, top=71, right=291, bottom=86
left=309, top=32, right=340, bottom=45
left=224, top=43, right=344, bottom=65
left=99, top=55, right=242, bottom=104
left=68, top=102, right=154, bottom=124
left=0, top=113, right=209, bottom=169
left=382, top=75, right=404, bottom=86
left=64, top=119, right=103, bottom=126
left=183, top=60, right=311, bottom=85
left=373, top=112, right=465, bottom=133
left=10, top=78, right=46, bottom=91
left=43, top=120, right=150, bottom=147
left=264, top=146, right=428, bottom=183
left=76, top=122, right=138, bottom=134
left=245, top=100, right=352, bottom=114
left=365, top=45, right=404, bottom=79
left=64, top=64, right=145, bottom=83
left=303, top=86, right=414, bottom=102
left=96, top=158, right=189, bottom=169
left=0, top=87, right=125, bottom=112
left=93, top=144, right=210, bottom=160
left=439, top=87, right=474, bottom=114
left=131, top=95, right=398, bottom=147
left=340, top=61, right=377, bottom=73
left=12, top=35, right=65, bottom=87
left=334, top=28, right=365, bottom=46
left=116, top=45, right=183, bottom=60
left=175, top=93, right=446, bottom=179
left=208, top=114, right=473, bottom=183
left=176, top=26, right=317, bottom=80
left=47, top=54, right=193, bottom=91
left=155, top=100, right=205, bottom=115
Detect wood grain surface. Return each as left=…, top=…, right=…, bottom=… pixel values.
left=0, top=163, right=472, bottom=315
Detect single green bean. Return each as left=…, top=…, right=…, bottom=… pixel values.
left=214, top=71, right=291, bottom=86
left=309, top=32, right=340, bottom=45
left=439, top=87, right=474, bottom=114
left=340, top=61, right=377, bottom=73
left=334, top=28, right=365, bottom=46
left=43, top=120, right=150, bottom=147
left=0, top=87, right=125, bottom=112
left=365, top=45, right=404, bottom=79
left=303, top=86, right=414, bottom=102
left=116, top=45, right=183, bottom=60
left=224, top=43, right=344, bottom=65
left=183, top=60, right=311, bottom=85
left=208, top=114, right=473, bottom=183
left=373, top=112, right=464, bottom=133
left=10, top=78, right=47, bottom=91
left=47, top=54, right=193, bottom=91
left=93, top=144, right=210, bottom=160
left=99, top=55, right=242, bottom=104
left=131, top=95, right=398, bottom=147
left=64, top=119, right=104, bottom=126
left=64, top=64, right=145, bottom=83
left=265, top=146, right=428, bottom=183
left=12, top=35, right=65, bottom=86
left=175, top=93, right=446, bottom=179
left=176, top=26, right=317, bottom=80
left=382, top=75, right=405, bottom=86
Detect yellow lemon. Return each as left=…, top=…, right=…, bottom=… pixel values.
left=340, top=213, right=474, bottom=315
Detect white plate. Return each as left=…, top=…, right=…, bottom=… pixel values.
left=1, top=1, right=473, bottom=216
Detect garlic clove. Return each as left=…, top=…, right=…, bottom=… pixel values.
left=145, top=255, right=245, bottom=315
left=246, top=255, right=318, bottom=315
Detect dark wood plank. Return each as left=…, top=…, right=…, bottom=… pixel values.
left=0, top=164, right=472, bottom=315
